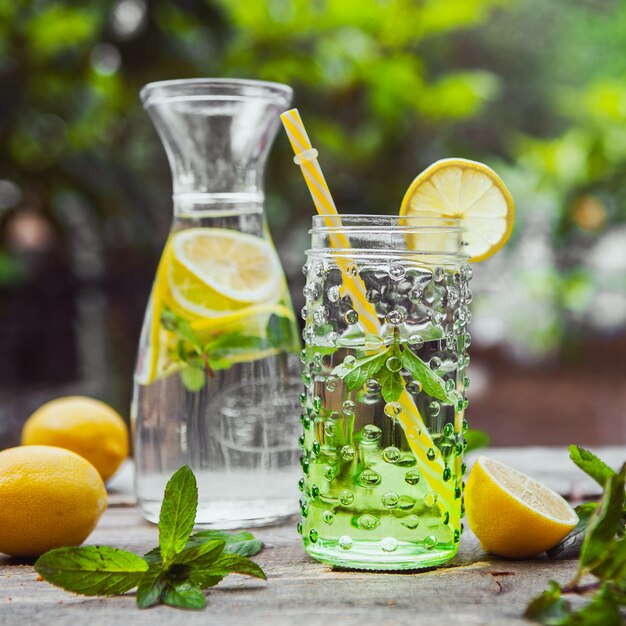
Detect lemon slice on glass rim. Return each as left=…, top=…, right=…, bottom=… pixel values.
left=400, top=158, right=514, bottom=262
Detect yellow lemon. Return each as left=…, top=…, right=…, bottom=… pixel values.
left=0, top=446, right=107, bottom=556
left=465, top=455, right=578, bottom=558
left=400, top=158, right=514, bottom=262
left=168, top=228, right=282, bottom=315
left=22, top=397, right=129, bottom=482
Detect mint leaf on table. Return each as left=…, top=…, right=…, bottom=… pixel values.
left=526, top=581, right=623, bottom=626
left=189, top=530, right=263, bottom=557
left=35, top=546, right=148, bottom=596
left=159, top=465, right=198, bottom=566
left=142, top=467, right=266, bottom=609
left=143, top=530, right=263, bottom=566
left=579, top=464, right=626, bottom=575
left=525, top=452, right=626, bottom=625
left=188, top=554, right=266, bottom=591
left=568, top=584, right=623, bottom=625
left=161, top=581, right=206, bottom=610
left=188, top=572, right=224, bottom=591
left=199, top=553, right=267, bottom=580
left=173, top=539, right=225, bottom=569
left=524, top=580, right=571, bottom=624
left=569, top=445, right=616, bottom=488
left=136, top=563, right=168, bottom=609
left=464, top=429, right=491, bottom=454
left=591, top=535, right=626, bottom=587
left=399, top=345, right=453, bottom=403
left=35, top=465, right=267, bottom=611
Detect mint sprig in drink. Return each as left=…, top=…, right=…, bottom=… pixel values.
left=281, top=109, right=514, bottom=569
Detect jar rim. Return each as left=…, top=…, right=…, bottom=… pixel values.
left=308, top=214, right=469, bottom=261
left=310, top=214, right=465, bottom=234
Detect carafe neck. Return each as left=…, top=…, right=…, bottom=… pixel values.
left=173, top=192, right=265, bottom=218
left=141, top=79, right=293, bottom=212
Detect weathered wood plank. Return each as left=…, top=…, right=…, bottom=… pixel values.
left=0, top=506, right=583, bottom=626
left=2, top=446, right=621, bottom=626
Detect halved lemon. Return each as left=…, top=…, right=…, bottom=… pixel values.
left=400, top=158, right=514, bottom=262
left=465, top=455, right=578, bottom=558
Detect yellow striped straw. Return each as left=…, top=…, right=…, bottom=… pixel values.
left=281, top=109, right=379, bottom=332
left=280, top=108, right=458, bottom=526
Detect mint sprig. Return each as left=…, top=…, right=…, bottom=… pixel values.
left=578, top=466, right=625, bottom=576
left=35, top=546, right=148, bottom=596
left=398, top=345, right=452, bottom=403
left=35, top=466, right=266, bottom=611
left=525, top=580, right=622, bottom=625
left=525, top=447, right=626, bottom=624
left=189, top=530, right=263, bottom=557
left=161, top=308, right=297, bottom=392
left=335, top=349, right=391, bottom=391
left=158, top=465, right=198, bottom=565
left=377, top=366, right=404, bottom=403
left=161, top=581, right=207, bottom=610
left=329, top=342, right=456, bottom=405
left=569, top=444, right=617, bottom=488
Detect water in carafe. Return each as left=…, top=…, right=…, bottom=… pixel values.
left=132, top=79, right=301, bottom=528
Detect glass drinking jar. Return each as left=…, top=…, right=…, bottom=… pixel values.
left=298, top=215, right=472, bottom=569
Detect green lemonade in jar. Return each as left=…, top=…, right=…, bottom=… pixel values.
left=298, top=215, right=471, bottom=569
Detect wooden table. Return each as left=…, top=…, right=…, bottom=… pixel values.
left=1, top=447, right=624, bottom=626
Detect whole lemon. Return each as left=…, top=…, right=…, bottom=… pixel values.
left=0, top=446, right=107, bottom=556
left=22, top=396, right=129, bottom=481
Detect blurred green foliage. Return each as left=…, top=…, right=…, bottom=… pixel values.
left=0, top=0, right=509, bottom=230
left=0, top=0, right=625, bottom=358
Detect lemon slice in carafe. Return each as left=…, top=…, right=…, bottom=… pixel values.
left=168, top=228, right=283, bottom=316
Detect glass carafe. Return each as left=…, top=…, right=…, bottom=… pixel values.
left=132, top=79, right=302, bottom=528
